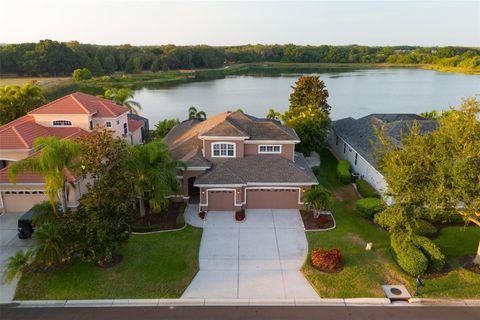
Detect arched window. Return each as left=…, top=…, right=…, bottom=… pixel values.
left=52, top=120, right=72, bottom=126
left=211, top=142, right=235, bottom=158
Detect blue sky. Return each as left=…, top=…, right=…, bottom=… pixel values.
left=2, top=0, right=479, bottom=46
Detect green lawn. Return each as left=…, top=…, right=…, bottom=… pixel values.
left=15, top=226, right=202, bottom=299
left=302, top=148, right=480, bottom=298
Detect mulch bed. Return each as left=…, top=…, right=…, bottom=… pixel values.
left=235, top=210, right=245, bottom=222
left=460, top=255, right=480, bottom=274
left=309, top=260, right=344, bottom=273
left=423, top=263, right=452, bottom=279
left=301, top=210, right=334, bottom=230
left=131, top=201, right=184, bottom=232
left=95, top=253, right=123, bottom=269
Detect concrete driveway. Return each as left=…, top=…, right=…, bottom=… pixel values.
left=0, top=213, right=34, bottom=301
left=182, top=209, right=319, bottom=299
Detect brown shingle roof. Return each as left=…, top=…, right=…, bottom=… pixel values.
left=194, top=154, right=317, bottom=186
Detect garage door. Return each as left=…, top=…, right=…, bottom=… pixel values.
left=2, top=192, right=47, bottom=213
left=208, top=190, right=234, bottom=211
left=246, top=188, right=299, bottom=209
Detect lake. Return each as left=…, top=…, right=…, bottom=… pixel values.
left=132, top=68, right=479, bottom=128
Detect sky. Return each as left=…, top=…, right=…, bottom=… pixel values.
left=1, top=0, right=479, bottom=47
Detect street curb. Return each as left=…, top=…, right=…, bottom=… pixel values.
left=2, top=298, right=479, bottom=308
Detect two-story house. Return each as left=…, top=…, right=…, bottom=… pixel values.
left=164, top=111, right=318, bottom=212
left=0, top=92, right=147, bottom=214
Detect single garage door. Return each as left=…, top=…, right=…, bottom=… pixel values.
left=246, top=188, right=299, bottom=209
left=2, top=192, right=47, bottom=213
left=208, top=190, right=234, bottom=211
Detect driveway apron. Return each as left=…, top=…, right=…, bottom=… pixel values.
left=182, top=209, right=319, bottom=299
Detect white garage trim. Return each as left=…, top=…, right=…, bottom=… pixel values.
left=244, top=187, right=305, bottom=205
left=199, top=188, right=242, bottom=210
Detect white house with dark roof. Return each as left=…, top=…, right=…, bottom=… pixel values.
left=328, top=113, right=438, bottom=193
left=164, top=111, right=318, bottom=212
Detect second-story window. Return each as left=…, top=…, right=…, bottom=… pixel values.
left=259, top=145, right=281, bottom=154
left=52, top=120, right=72, bottom=126
left=212, top=142, right=235, bottom=157
left=123, top=123, right=128, bottom=135
left=105, top=121, right=112, bottom=128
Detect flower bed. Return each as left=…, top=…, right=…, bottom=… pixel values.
left=301, top=210, right=335, bottom=230
left=460, top=255, right=480, bottom=274
left=310, top=248, right=343, bottom=273
left=131, top=202, right=186, bottom=233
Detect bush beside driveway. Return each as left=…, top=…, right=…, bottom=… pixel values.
left=14, top=226, right=202, bottom=300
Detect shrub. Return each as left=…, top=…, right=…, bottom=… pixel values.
left=391, top=234, right=428, bottom=276
left=355, top=179, right=380, bottom=198
left=413, top=219, right=437, bottom=236
left=413, top=235, right=445, bottom=272
left=311, top=248, right=342, bottom=271
left=72, top=68, right=92, bottom=81
left=337, top=160, right=351, bottom=184
left=356, top=197, right=384, bottom=218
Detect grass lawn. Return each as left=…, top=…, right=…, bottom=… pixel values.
left=15, top=226, right=202, bottom=300
left=302, top=148, right=480, bottom=298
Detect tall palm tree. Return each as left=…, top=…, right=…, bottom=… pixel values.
left=102, top=87, right=141, bottom=115
left=188, top=106, right=207, bottom=121
left=126, top=141, right=183, bottom=217
left=8, top=137, right=80, bottom=214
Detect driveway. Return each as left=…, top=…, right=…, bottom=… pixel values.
left=182, top=209, right=319, bottom=299
left=0, top=213, right=34, bottom=301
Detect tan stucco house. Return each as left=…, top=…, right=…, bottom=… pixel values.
left=0, top=92, right=147, bottom=214
left=164, top=111, right=318, bottom=212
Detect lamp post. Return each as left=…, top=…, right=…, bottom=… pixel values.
left=414, top=275, right=424, bottom=296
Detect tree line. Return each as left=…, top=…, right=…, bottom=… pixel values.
left=1, top=40, right=479, bottom=76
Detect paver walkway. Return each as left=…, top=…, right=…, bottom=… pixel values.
left=0, top=213, right=34, bottom=301
left=182, top=209, right=319, bottom=299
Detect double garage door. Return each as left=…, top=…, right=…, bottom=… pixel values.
left=246, top=188, right=299, bottom=209
left=1, top=192, right=47, bottom=213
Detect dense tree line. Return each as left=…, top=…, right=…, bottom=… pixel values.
left=1, top=40, right=479, bottom=76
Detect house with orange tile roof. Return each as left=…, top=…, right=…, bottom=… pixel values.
left=0, top=92, right=147, bottom=214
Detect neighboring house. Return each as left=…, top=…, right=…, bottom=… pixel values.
left=0, top=92, right=147, bottom=214
left=328, top=113, right=437, bottom=193
left=164, top=111, right=318, bottom=212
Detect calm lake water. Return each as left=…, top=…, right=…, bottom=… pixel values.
left=133, top=68, right=479, bottom=128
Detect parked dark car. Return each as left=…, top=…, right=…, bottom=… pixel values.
left=18, top=208, right=36, bottom=239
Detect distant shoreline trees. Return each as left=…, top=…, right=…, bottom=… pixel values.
left=1, top=40, right=478, bottom=77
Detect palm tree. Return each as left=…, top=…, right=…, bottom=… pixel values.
left=31, top=201, right=56, bottom=227
left=0, top=83, right=46, bottom=125
left=303, top=186, right=334, bottom=218
left=3, top=249, right=34, bottom=283
left=188, top=106, right=207, bottom=121
left=126, top=140, right=183, bottom=218
left=8, top=137, right=80, bottom=214
left=102, top=87, right=141, bottom=115
left=34, top=223, right=65, bottom=267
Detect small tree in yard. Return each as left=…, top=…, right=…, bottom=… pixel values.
left=375, top=97, right=480, bottom=265
left=289, top=75, right=330, bottom=113
left=8, top=137, right=80, bottom=214
left=303, top=186, right=334, bottom=218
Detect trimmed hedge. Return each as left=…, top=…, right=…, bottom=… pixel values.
left=356, top=197, right=384, bottom=218
left=391, top=234, right=428, bottom=276
left=413, top=235, right=445, bottom=272
left=337, top=160, right=351, bottom=184
left=355, top=179, right=380, bottom=198
left=413, top=219, right=437, bottom=236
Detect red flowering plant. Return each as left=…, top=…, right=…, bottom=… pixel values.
left=311, top=248, right=342, bottom=271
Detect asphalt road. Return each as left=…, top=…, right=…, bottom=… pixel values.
left=1, top=305, right=479, bottom=320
